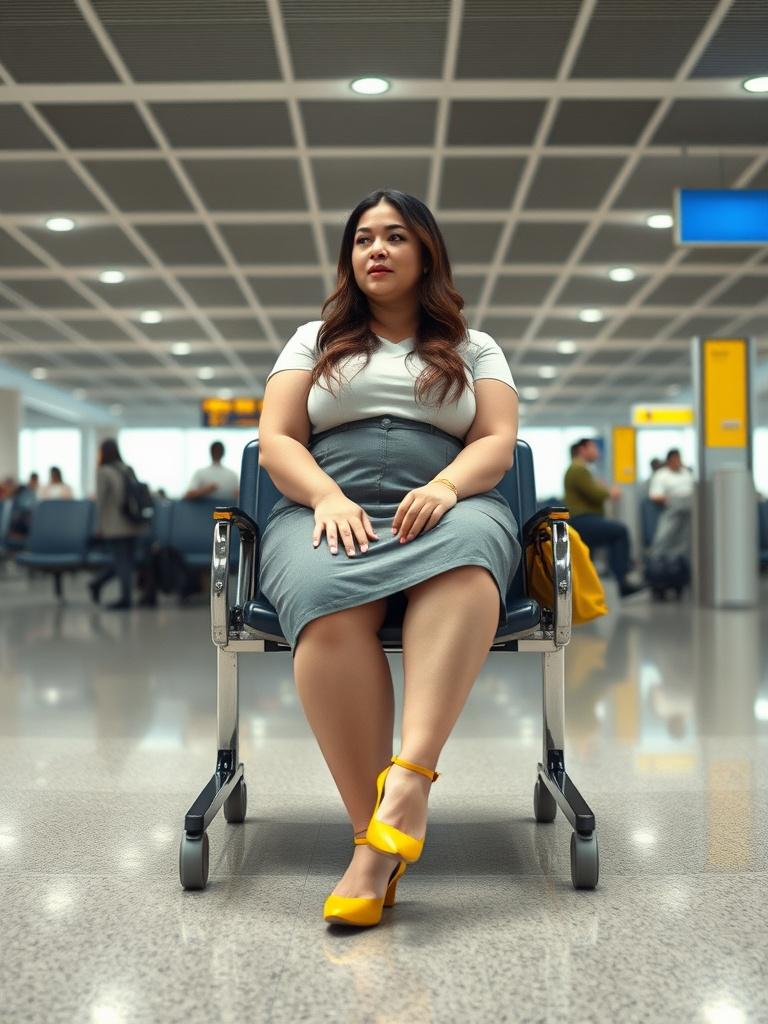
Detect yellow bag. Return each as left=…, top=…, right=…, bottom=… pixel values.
left=525, top=517, right=608, bottom=626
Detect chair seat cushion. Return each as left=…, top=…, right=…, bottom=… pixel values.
left=243, top=590, right=541, bottom=645
left=16, top=553, right=85, bottom=569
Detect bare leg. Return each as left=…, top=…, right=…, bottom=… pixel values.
left=373, top=565, right=501, bottom=841
left=293, top=597, right=401, bottom=898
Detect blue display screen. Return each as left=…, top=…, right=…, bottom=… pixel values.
left=675, top=189, right=768, bottom=245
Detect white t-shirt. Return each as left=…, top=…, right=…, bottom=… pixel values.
left=265, top=321, right=517, bottom=441
left=188, top=463, right=239, bottom=500
left=649, top=466, right=694, bottom=500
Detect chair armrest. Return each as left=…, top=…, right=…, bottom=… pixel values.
left=522, top=506, right=572, bottom=647
left=211, top=506, right=261, bottom=646
left=212, top=506, right=258, bottom=539
left=522, top=506, right=569, bottom=546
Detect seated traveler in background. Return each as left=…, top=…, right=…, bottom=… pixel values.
left=39, top=466, right=74, bottom=501
left=564, top=437, right=644, bottom=598
left=649, top=449, right=693, bottom=507
left=89, top=438, right=148, bottom=610
left=646, top=448, right=694, bottom=564
left=8, top=474, right=38, bottom=539
left=184, top=441, right=239, bottom=502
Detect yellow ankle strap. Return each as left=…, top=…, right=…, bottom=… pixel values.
left=391, top=755, right=440, bottom=782
left=353, top=835, right=368, bottom=845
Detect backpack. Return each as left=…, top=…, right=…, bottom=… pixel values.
left=118, top=464, right=155, bottom=525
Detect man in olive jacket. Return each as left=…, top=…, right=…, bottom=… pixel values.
left=564, top=438, right=644, bottom=598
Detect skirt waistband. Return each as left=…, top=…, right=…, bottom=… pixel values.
left=310, top=415, right=463, bottom=448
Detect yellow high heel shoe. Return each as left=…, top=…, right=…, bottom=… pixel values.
left=323, top=835, right=407, bottom=927
left=366, top=755, right=440, bottom=863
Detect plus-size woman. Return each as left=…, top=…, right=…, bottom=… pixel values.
left=257, top=189, right=521, bottom=927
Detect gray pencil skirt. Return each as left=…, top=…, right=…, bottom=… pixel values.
left=258, top=415, right=522, bottom=652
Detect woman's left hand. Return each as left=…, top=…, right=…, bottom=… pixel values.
left=392, top=481, right=457, bottom=543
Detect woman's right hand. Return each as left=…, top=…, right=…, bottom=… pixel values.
left=312, top=492, right=379, bottom=557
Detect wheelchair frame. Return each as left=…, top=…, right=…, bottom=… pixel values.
left=179, top=485, right=599, bottom=892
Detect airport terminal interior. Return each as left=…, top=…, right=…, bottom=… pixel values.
left=1, top=2, right=768, bottom=1022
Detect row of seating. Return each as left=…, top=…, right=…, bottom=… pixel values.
left=0, top=497, right=236, bottom=598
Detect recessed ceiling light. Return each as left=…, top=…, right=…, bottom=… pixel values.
left=110, top=403, right=123, bottom=416
left=557, top=340, right=578, bottom=355
left=171, top=342, right=191, bottom=356
left=647, top=213, right=673, bottom=229
left=31, top=367, right=48, bottom=380
left=139, top=310, right=162, bottom=324
left=579, top=308, right=604, bottom=323
left=609, top=267, right=635, bottom=282
left=538, top=365, right=557, bottom=379
left=197, top=366, right=215, bottom=380
left=72, top=388, right=87, bottom=400
left=520, top=386, right=540, bottom=401
left=218, top=388, right=234, bottom=400
left=99, top=270, right=125, bottom=284
left=743, top=76, right=768, bottom=93
left=45, top=217, right=74, bottom=232
left=350, top=77, right=390, bottom=95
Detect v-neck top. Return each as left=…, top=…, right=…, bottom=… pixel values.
left=265, top=320, right=517, bottom=441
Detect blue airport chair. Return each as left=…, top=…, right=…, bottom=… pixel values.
left=758, top=500, right=768, bottom=572
left=171, top=499, right=226, bottom=569
left=640, top=496, right=662, bottom=550
left=16, top=499, right=94, bottom=598
left=179, top=438, right=599, bottom=893
left=0, top=499, right=11, bottom=558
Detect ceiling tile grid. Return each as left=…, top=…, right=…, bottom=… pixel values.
left=0, top=0, right=766, bottom=418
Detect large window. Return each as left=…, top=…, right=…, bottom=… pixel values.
left=19, top=429, right=82, bottom=497
left=118, top=428, right=255, bottom=498
left=519, top=426, right=597, bottom=500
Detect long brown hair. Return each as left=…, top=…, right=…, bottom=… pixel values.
left=311, top=189, right=471, bottom=409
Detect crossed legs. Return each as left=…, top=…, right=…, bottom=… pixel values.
left=293, top=565, right=501, bottom=898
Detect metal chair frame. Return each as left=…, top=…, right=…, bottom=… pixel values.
left=179, top=438, right=599, bottom=892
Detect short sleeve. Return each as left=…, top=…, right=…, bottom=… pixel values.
left=470, top=331, right=517, bottom=393
left=188, top=468, right=202, bottom=490
left=266, top=321, right=320, bottom=382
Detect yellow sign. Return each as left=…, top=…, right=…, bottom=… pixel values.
left=632, top=406, right=694, bottom=426
left=201, top=397, right=263, bottom=428
left=612, top=426, right=636, bottom=484
left=703, top=338, right=748, bottom=448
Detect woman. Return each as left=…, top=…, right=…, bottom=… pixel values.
left=39, top=466, right=74, bottom=501
left=89, top=438, right=146, bottom=610
left=257, top=189, right=521, bottom=927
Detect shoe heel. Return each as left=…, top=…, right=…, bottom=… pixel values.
left=383, top=861, right=406, bottom=908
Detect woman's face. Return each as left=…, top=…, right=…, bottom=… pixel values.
left=351, top=200, right=424, bottom=303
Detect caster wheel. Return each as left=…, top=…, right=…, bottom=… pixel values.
left=570, top=832, right=599, bottom=890
left=533, top=778, right=557, bottom=823
left=179, top=831, right=209, bottom=890
left=223, top=778, right=247, bottom=824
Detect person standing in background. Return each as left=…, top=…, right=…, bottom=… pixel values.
left=39, top=466, right=74, bottom=501
left=564, top=438, right=644, bottom=598
left=184, top=441, right=239, bottom=502
left=89, top=438, right=148, bottom=610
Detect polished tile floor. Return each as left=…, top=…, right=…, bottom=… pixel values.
left=1, top=569, right=767, bottom=1024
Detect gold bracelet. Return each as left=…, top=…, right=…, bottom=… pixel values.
left=432, top=476, right=458, bottom=498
